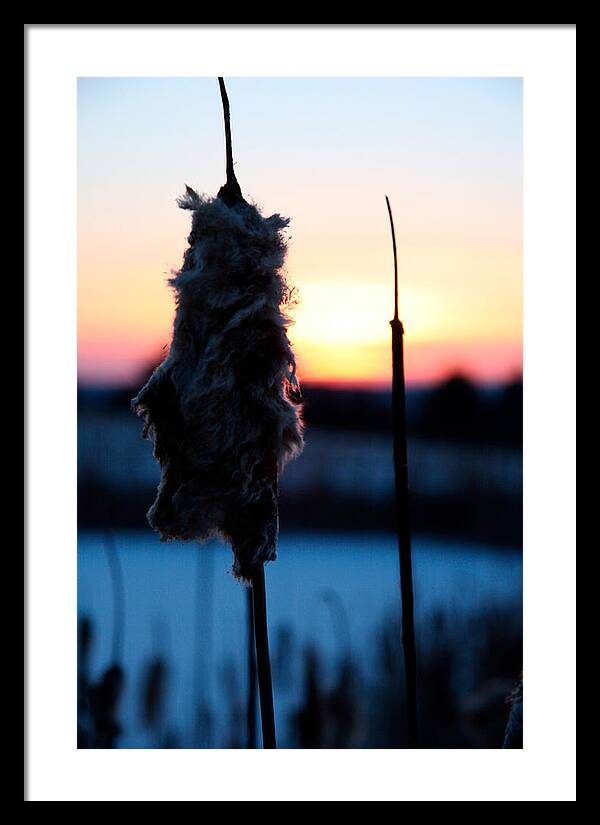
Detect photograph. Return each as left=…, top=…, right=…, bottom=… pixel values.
left=25, top=24, right=576, bottom=803
left=77, top=75, right=523, bottom=750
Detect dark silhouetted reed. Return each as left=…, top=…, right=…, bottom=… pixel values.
left=386, top=196, right=418, bottom=747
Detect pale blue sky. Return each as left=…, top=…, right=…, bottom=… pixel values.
left=78, top=77, right=522, bottom=385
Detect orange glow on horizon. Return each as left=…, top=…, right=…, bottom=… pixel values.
left=77, top=78, right=522, bottom=388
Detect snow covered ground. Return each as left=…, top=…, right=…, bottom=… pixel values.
left=78, top=530, right=522, bottom=747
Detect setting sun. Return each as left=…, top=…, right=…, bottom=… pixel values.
left=78, top=77, right=522, bottom=387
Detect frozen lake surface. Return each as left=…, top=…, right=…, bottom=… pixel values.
left=78, top=530, right=522, bottom=747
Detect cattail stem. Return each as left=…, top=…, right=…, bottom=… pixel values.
left=246, top=586, right=258, bottom=748
left=218, top=77, right=235, bottom=185
left=386, top=196, right=418, bottom=748
left=251, top=564, right=277, bottom=748
left=217, top=77, right=244, bottom=206
left=192, top=543, right=214, bottom=747
left=103, top=531, right=125, bottom=664
left=216, top=77, right=274, bottom=747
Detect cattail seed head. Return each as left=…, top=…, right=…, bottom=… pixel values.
left=133, top=190, right=304, bottom=579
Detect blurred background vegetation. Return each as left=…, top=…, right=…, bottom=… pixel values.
left=78, top=373, right=522, bottom=749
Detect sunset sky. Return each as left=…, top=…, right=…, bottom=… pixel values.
left=78, top=77, right=522, bottom=387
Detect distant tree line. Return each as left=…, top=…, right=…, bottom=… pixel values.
left=297, top=375, right=522, bottom=447
left=78, top=373, right=522, bottom=448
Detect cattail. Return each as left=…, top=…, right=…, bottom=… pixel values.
left=132, top=78, right=303, bottom=747
left=386, top=196, right=418, bottom=748
left=140, top=655, right=168, bottom=734
left=503, top=676, right=523, bottom=748
left=88, top=663, right=124, bottom=748
left=132, top=86, right=303, bottom=581
left=191, top=543, right=214, bottom=747
left=86, top=533, right=126, bottom=748
left=246, top=587, right=258, bottom=748
left=77, top=616, right=94, bottom=747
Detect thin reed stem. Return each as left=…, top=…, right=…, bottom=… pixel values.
left=386, top=196, right=418, bottom=748
left=217, top=77, right=243, bottom=206
left=246, top=587, right=258, bottom=748
left=319, top=587, right=351, bottom=657
left=251, top=564, right=276, bottom=748
left=103, top=531, right=125, bottom=664
left=218, top=77, right=235, bottom=185
left=192, top=543, right=214, bottom=747
left=216, top=76, right=274, bottom=747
